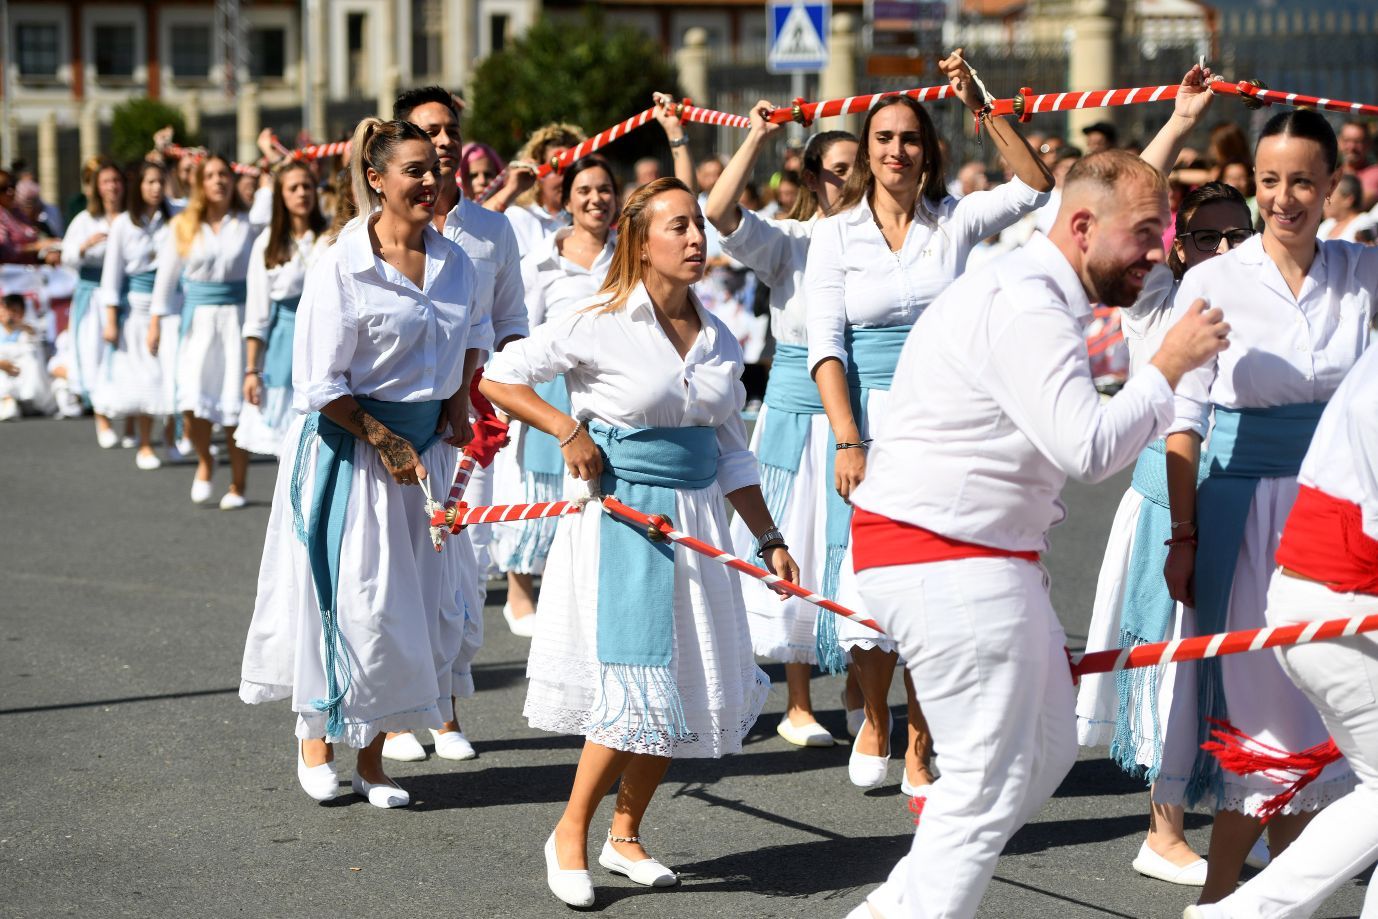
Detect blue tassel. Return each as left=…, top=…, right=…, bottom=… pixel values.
left=289, top=414, right=319, bottom=545
left=758, top=463, right=796, bottom=526
left=1185, top=657, right=1228, bottom=809
left=1109, top=627, right=1165, bottom=783
left=588, top=663, right=691, bottom=750
left=504, top=470, right=561, bottom=573
left=814, top=544, right=850, bottom=674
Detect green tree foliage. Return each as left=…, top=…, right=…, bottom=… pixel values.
left=467, top=10, right=681, bottom=162
left=110, top=98, right=199, bottom=165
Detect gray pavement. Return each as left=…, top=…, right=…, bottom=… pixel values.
left=1, top=418, right=1368, bottom=918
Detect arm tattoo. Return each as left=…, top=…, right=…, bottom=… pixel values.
left=352, top=406, right=415, bottom=472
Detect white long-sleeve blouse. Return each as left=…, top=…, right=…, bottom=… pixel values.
left=717, top=208, right=815, bottom=347
left=61, top=211, right=112, bottom=272
left=521, top=227, right=616, bottom=328
left=97, top=211, right=170, bottom=311
left=242, top=228, right=322, bottom=341
left=149, top=212, right=257, bottom=316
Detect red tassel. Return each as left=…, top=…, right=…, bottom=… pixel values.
left=464, top=368, right=511, bottom=468
left=907, top=793, right=927, bottom=827
left=1202, top=718, right=1343, bottom=824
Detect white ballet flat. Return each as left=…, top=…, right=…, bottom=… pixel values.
left=296, top=743, right=339, bottom=802
left=1245, top=836, right=1270, bottom=870
left=599, top=836, right=678, bottom=887
left=503, top=604, right=537, bottom=638
left=1183, top=906, right=1225, bottom=919
left=218, top=492, right=247, bottom=511
left=119, top=435, right=136, bottom=449
left=776, top=716, right=836, bottom=748
left=351, top=773, right=409, bottom=808
left=848, top=719, right=890, bottom=788
left=900, top=774, right=930, bottom=798
left=189, top=478, right=214, bottom=504
left=96, top=427, right=120, bottom=449
left=431, top=729, right=477, bottom=761
left=1132, top=841, right=1208, bottom=886
left=381, top=732, right=428, bottom=762
left=841, top=688, right=865, bottom=738
left=545, top=831, right=595, bottom=908
left=135, top=452, right=162, bottom=471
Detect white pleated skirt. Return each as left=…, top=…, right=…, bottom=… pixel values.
left=1075, top=487, right=1196, bottom=781
left=727, top=405, right=833, bottom=664
left=176, top=304, right=244, bottom=426
left=240, top=414, right=481, bottom=746
left=1153, top=477, right=1356, bottom=815
left=91, top=305, right=168, bottom=419
left=523, top=478, right=771, bottom=759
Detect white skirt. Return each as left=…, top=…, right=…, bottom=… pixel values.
left=523, top=478, right=770, bottom=758
left=234, top=387, right=295, bottom=456
left=69, top=289, right=106, bottom=401
left=1153, top=477, right=1356, bottom=815
left=835, top=387, right=898, bottom=655
left=727, top=405, right=832, bottom=663
left=240, top=414, right=479, bottom=747
left=91, top=306, right=168, bottom=419
left=176, top=304, right=244, bottom=426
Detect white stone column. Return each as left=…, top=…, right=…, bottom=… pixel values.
left=238, top=82, right=261, bottom=165
left=1067, top=0, right=1119, bottom=140
left=309, top=0, right=327, bottom=140
left=676, top=27, right=710, bottom=111
left=185, top=92, right=203, bottom=138
left=79, top=101, right=101, bottom=163
left=819, top=13, right=859, bottom=133
left=38, top=112, right=60, bottom=204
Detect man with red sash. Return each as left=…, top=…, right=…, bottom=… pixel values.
left=842, top=150, right=1230, bottom=919
left=1186, top=347, right=1378, bottom=919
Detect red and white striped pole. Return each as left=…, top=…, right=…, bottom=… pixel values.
left=767, top=85, right=954, bottom=126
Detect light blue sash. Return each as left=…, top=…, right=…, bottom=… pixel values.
left=522, top=376, right=572, bottom=478
left=126, top=270, right=157, bottom=299
left=816, top=324, right=910, bottom=670
left=1185, top=402, right=1325, bottom=807
left=288, top=397, right=443, bottom=740
left=179, top=278, right=247, bottom=338
left=1110, top=439, right=1206, bottom=781
left=587, top=421, right=717, bottom=747
left=262, top=296, right=300, bottom=390
left=69, top=269, right=102, bottom=399
left=756, top=344, right=823, bottom=519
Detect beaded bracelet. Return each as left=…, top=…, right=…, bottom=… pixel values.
left=558, top=421, right=583, bottom=448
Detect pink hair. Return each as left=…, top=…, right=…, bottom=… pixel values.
left=460, top=142, right=506, bottom=196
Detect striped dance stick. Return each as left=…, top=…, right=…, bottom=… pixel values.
left=768, top=86, right=954, bottom=125
left=430, top=499, right=585, bottom=531
left=1211, top=79, right=1378, bottom=118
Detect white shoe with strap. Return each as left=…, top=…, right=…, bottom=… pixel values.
left=598, top=833, right=678, bottom=887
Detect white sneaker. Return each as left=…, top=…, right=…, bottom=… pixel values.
left=776, top=716, right=836, bottom=748
left=381, top=732, right=428, bottom=762
left=190, top=478, right=214, bottom=504
left=350, top=773, right=409, bottom=808
left=848, top=719, right=890, bottom=788
left=136, top=451, right=162, bottom=471
left=1132, top=841, right=1208, bottom=886
left=545, top=831, right=595, bottom=908
left=503, top=603, right=537, bottom=638
left=431, top=729, right=477, bottom=761
left=96, top=427, right=119, bottom=449
left=218, top=492, right=247, bottom=511
left=296, top=742, right=339, bottom=802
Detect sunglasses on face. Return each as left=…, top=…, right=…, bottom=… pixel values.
left=1178, top=227, right=1255, bottom=252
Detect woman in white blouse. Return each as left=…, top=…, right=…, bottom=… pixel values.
left=805, top=50, right=1053, bottom=793
left=1163, top=109, right=1377, bottom=905
left=92, top=162, right=173, bottom=469
left=149, top=155, right=257, bottom=509
left=493, top=155, right=619, bottom=637
left=502, top=123, right=585, bottom=256
left=481, top=178, right=799, bottom=909
left=240, top=118, right=482, bottom=808
left=236, top=162, right=328, bottom=457
left=705, top=102, right=860, bottom=748
left=63, top=156, right=125, bottom=447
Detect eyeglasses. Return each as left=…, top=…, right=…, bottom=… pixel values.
left=1178, top=228, right=1254, bottom=252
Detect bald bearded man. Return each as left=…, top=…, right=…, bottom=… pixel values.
left=843, top=150, right=1231, bottom=919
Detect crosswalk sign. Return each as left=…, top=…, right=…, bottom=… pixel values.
left=767, top=1, right=830, bottom=74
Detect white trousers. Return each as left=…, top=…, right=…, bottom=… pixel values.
left=1207, top=572, right=1378, bottom=919
left=850, top=557, right=1078, bottom=919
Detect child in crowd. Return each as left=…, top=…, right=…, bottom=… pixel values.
left=0, top=293, right=56, bottom=418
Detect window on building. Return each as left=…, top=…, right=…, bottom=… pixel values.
left=489, top=13, right=510, bottom=54
left=347, top=13, right=368, bottom=95
left=94, top=24, right=137, bottom=79
left=248, top=27, right=287, bottom=80
left=411, top=0, right=443, bottom=78
left=169, top=24, right=213, bottom=81
left=16, top=23, right=61, bottom=79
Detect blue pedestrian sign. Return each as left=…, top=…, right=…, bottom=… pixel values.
left=767, top=1, right=830, bottom=74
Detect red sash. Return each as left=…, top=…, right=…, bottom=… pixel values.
left=851, top=507, right=1040, bottom=574
left=1275, top=485, right=1378, bottom=596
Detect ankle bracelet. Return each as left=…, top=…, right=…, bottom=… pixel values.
left=608, top=832, right=640, bottom=844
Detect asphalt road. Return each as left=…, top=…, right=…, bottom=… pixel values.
left=1, top=418, right=1368, bottom=918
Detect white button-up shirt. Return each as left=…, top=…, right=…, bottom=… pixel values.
left=1297, top=345, right=1378, bottom=539
left=506, top=202, right=570, bottom=259
left=521, top=226, right=615, bottom=327
left=61, top=211, right=112, bottom=272
left=437, top=194, right=527, bottom=350
left=1121, top=263, right=1178, bottom=379
left=483, top=282, right=759, bottom=495
left=718, top=208, right=815, bottom=347
left=1168, top=235, right=1378, bottom=436
left=852, top=233, right=1175, bottom=551
left=242, top=229, right=324, bottom=341
left=292, top=215, right=480, bottom=412
left=97, top=211, right=169, bottom=311
left=150, top=212, right=257, bottom=316
left=804, top=178, right=1048, bottom=372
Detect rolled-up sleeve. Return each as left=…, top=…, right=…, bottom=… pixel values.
left=292, top=250, right=358, bottom=411
left=804, top=217, right=848, bottom=373
left=719, top=208, right=791, bottom=288
left=1165, top=270, right=1214, bottom=436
